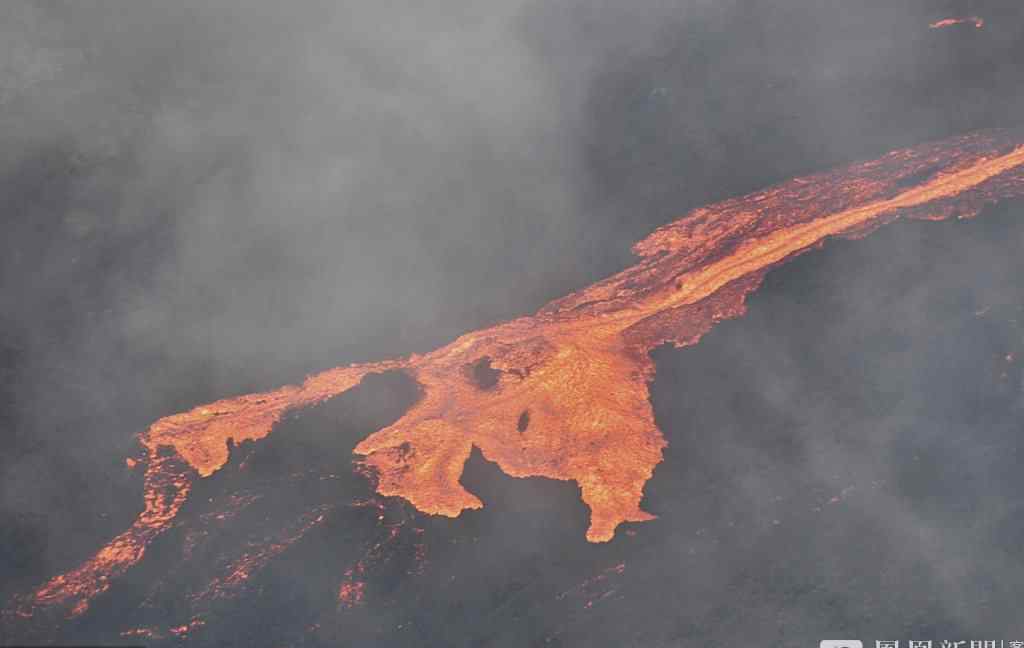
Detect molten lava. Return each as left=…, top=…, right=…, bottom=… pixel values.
left=14, top=129, right=1024, bottom=619
left=929, top=16, right=985, bottom=29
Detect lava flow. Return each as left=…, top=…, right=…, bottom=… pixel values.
left=929, top=16, right=985, bottom=29
left=13, top=129, right=1024, bottom=619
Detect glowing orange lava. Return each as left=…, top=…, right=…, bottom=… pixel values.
left=929, top=16, right=985, bottom=29
left=337, top=572, right=366, bottom=608
left=13, top=129, right=1024, bottom=619
left=190, top=507, right=330, bottom=604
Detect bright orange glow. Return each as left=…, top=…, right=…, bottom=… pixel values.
left=191, top=507, right=330, bottom=604
left=337, top=570, right=366, bottom=608
left=22, top=452, right=192, bottom=617
left=15, top=129, right=1024, bottom=618
left=929, top=16, right=984, bottom=29
left=120, top=616, right=205, bottom=641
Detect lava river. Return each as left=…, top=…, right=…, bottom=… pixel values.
left=11, top=128, right=1024, bottom=620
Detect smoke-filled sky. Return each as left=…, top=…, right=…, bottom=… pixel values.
left=2, top=0, right=1024, bottom=645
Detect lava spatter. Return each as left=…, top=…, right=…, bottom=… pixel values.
left=13, top=129, right=1024, bottom=619
left=930, top=16, right=985, bottom=29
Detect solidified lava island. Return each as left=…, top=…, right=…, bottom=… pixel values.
left=18, top=129, right=1024, bottom=618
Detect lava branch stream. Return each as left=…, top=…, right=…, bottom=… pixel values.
left=13, top=129, right=1024, bottom=619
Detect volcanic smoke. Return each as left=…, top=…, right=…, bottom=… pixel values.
left=15, top=129, right=1024, bottom=619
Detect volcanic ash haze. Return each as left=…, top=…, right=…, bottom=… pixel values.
left=19, top=128, right=1024, bottom=619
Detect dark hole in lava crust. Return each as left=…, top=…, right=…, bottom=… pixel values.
left=468, top=356, right=501, bottom=390
left=517, top=410, right=530, bottom=432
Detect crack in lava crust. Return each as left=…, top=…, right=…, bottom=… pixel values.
left=13, top=129, right=1024, bottom=618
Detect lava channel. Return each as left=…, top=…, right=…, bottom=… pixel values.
left=12, top=128, right=1024, bottom=619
